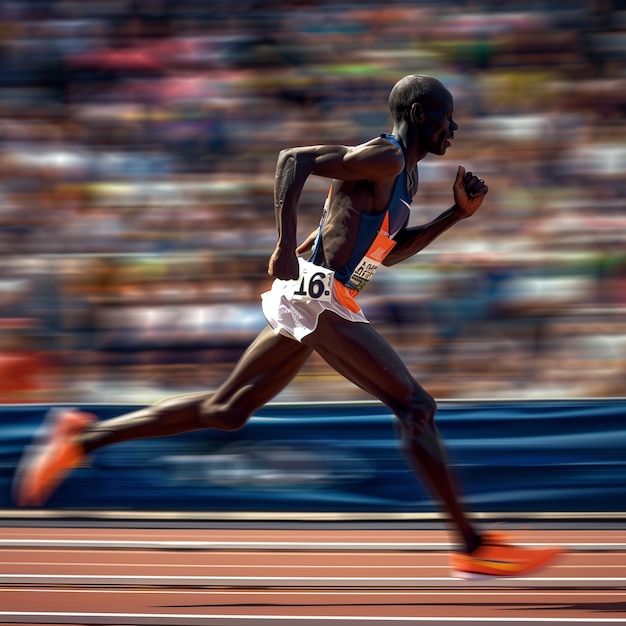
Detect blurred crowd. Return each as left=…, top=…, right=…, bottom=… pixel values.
left=0, top=0, right=625, bottom=403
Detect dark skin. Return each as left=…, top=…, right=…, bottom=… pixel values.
left=68, top=76, right=489, bottom=553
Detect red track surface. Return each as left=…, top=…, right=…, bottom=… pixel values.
left=1, top=525, right=625, bottom=625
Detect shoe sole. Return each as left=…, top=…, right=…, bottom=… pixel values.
left=450, top=546, right=563, bottom=579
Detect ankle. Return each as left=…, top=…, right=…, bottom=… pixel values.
left=464, top=532, right=483, bottom=554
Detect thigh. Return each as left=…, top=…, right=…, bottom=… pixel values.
left=210, top=325, right=313, bottom=414
left=303, top=311, right=431, bottom=417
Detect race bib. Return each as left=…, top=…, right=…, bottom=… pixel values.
left=345, top=230, right=396, bottom=292
left=290, top=258, right=334, bottom=303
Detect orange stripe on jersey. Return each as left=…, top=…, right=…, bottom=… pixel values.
left=333, top=281, right=362, bottom=313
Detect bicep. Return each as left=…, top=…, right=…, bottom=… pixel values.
left=289, top=142, right=404, bottom=182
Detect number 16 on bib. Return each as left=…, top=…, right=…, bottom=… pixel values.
left=291, top=259, right=334, bottom=303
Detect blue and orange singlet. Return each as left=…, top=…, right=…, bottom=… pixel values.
left=309, top=134, right=412, bottom=308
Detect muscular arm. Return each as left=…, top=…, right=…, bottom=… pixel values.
left=383, top=205, right=465, bottom=265
left=384, top=165, right=489, bottom=266
left=269, top=140, right=404, bottom=280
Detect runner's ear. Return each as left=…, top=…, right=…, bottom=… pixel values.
left=410, top=102, right=425, bottom=123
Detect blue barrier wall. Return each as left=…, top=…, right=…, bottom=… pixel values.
left=1, top=399, right=625, bottom=513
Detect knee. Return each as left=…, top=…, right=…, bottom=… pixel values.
left=198, top=398, right=252, bottom=432
left=397, top=390, right=437, bottom=433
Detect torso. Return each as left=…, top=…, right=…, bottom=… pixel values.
left=311, top=134, right=414, bottom=284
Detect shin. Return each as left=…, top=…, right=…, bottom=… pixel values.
left=400, top=400, right=481, bottom=554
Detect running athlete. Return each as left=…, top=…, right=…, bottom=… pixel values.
left=14, top=75, right=561, bottom=577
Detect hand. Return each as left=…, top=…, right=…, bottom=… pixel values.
left=268, top=245, right=299, bottom=280
left=453, top=165, right=488, bottom=217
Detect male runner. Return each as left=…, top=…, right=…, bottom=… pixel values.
left=14, top=75, right=560, bottom=577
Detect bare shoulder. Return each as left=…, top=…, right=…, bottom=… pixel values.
left=278, top=136, right=404, bottom=183
left=342, top=136, right=405, bottom=181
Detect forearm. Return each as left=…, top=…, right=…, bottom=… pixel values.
left=274, top=149, right=312, bottom=249
left=383, top=204, right=466, bottom=266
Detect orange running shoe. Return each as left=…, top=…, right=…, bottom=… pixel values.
left=14, top=408, right=95, bottom=507
left=450, top=531, right=562, bottom=578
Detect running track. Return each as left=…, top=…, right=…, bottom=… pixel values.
left=1, top=523, right=625, bottom=625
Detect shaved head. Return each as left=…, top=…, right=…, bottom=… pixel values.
left=388, top=75, right=452, bottom=122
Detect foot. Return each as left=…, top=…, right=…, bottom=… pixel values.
left=14, top=408, right=95, bottom=507
left=450, top=531, right=562, bottom=578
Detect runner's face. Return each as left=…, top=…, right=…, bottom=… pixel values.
left=419, top=93, right=458, bottom=156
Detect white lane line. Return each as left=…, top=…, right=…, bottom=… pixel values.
left=0, top=562, right=452, bottom=570
left=2, top=574, right=625, bottom=589
left=1, top=539, right=623, bottom=551
left=1, top=611, right=625, bottom=625
left=0, top=539, right=442, bottom=551
left=2, top=587, right=624, bottom=598
left=2, top=587, right=622, bottom=594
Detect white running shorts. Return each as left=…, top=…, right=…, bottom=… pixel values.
left=261, top=258, right=369, bottom=342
